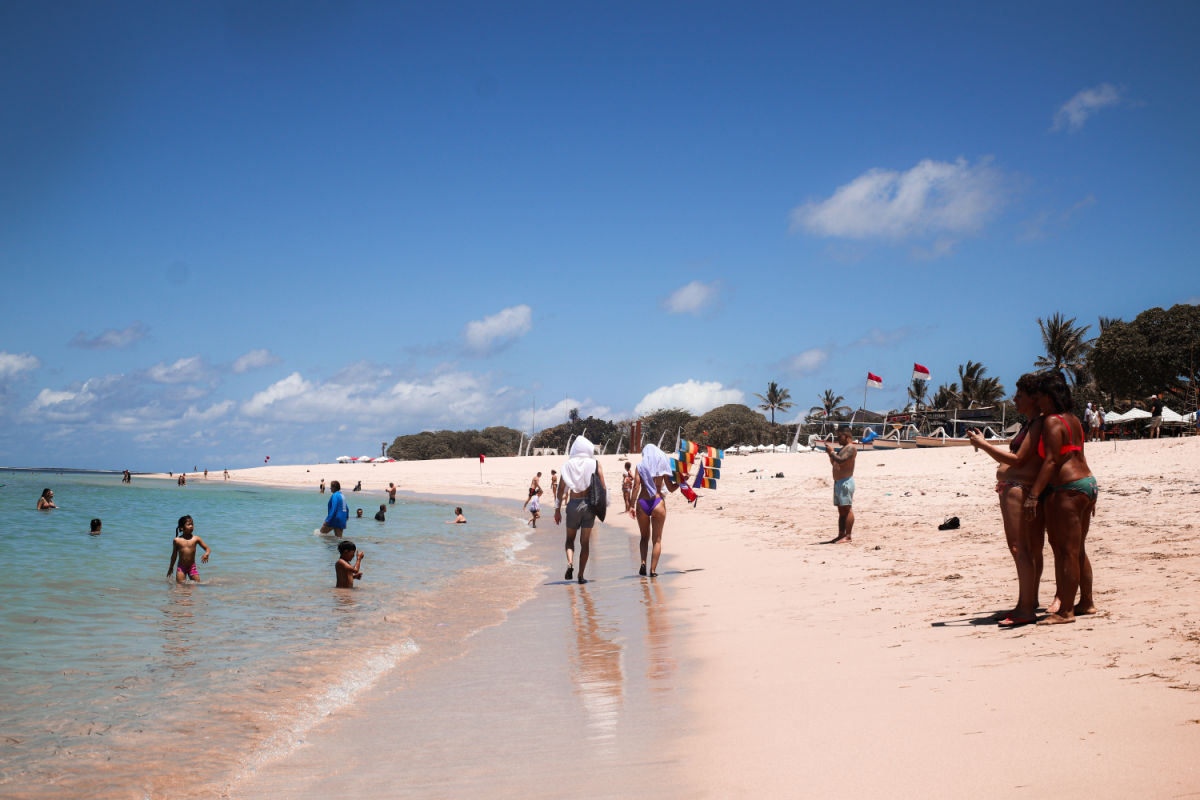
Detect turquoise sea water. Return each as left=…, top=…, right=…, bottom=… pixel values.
left=0, top=471, right=531, bottom=799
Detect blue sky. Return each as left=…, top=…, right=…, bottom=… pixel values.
left=2, top=1, right=1197, bottom=470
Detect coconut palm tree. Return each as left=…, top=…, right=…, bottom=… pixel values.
left=1035, top=312, right=1092, bottom=386
left=957, top=360, right=1005, bottom=407
left=907, top=377, right=929, bottom=410
left=810, top=389, right=851, bottom=419
left=754, top=381, right=795, bottom=424
left=932, top=382, right=960, bottom=409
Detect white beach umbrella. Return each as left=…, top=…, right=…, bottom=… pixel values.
left=336, top=456, right=353, bottom=463
left=359, top=455, right=374, bottom=462
left=1161, top=406, right=1184, bottom=423
left=774, top=444, right=789, bottom=452
left=371, top=456, right=390, bottom=462
left=1123, top=408, right=1151, bottom=420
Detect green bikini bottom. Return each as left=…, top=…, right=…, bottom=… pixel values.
left=1049, top=475, right=1098, bottom=502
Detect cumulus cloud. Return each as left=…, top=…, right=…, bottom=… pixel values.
left=785, top=348, right=829, bottom=374
left=1052, top=84, right=1123, bottom=132
left=463, top=305, right=532, bottom=354
left=662, top=280, right=720, bottom=314
left=0, top=352, right=41, bottom=379
left=850, top=328, right=912, bottom=348
left=231, top=348, right=282, bottom=374
left=634, top=380, right=744, bottom=416
left=791, top=158, right=1007, bottom=245
left=146, top=356, right=208, bottom=384
left=69, top=322, right=148, bottom=350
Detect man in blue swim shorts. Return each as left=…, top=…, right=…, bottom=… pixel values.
left=824, top=427, right=857, bottom=544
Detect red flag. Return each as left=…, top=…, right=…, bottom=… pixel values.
left=867, top=372, right=883, bottom=388
left=912, top=363, right=931, bottom=381
left=479, top=453, right=485, bottom=463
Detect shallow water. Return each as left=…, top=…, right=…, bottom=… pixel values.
left=0, top=471, right=532, bottom=799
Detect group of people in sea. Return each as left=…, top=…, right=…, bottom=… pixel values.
left=968, top=370, right=1098, bottom=626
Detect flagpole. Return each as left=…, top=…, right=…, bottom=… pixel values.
left=862, top=379, right=868, bottom=417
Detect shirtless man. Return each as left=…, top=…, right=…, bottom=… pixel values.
left=824, top=428, right=857, bottom=544
left=523, top=472, right=543, bottom=510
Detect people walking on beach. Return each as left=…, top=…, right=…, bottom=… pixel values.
left=321, top=480, right=350, bottom=536
left=1027, top=370, right=1098, bottom=625
left=523, top=473, right=543, bottom=510
left=629, top=444, right=685, bottom=577
left=444, top=507, right=467, bottom=524
left=374, top=504, right=387, bottom=521
left=1149, top=393, right=1164, bottom=439
left=527, top=491, right=541, bottom=527
left=622, top=462, right=634, bottom=513
left=168, top=515, right=210, bottom=583
left=387, top=483, right=397, bottom=504
left=335, top=540, right=364, bottom=588
left=968, top=373, right=1046, bottom=627
left=554, top=436, right=604, bottom=584
left=90, top=518, right=102, bottom=535
left=1096, top=405, right=1106, bottom=441
left=223, top=469, right=229, bottom=481
left=1084, top=403, right=1096, bottom=442
left=823, top=428, right=857, bottom=543
left=122, top=470, right=132, bottom=484
left=549, top=470, right=558, bottom=502
left=37, top=488, right=56, bottom=510
left=320, top=478, right=326, bottom=494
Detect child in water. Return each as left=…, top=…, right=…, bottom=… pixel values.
left=527, top=492, right=540, bottom=527
left=90, top=518, right=102, bottom=535
left=374, top=504, right=386, bottom=521
left=336, top=540, right=364, bottom=588
left=167, top=515, right=211, bottom=582
left=444, top=507, right=467, bottom=524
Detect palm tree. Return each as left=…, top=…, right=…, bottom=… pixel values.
left=907, top=377, right=929, bottom=410
left=1035, top=312, right=1092, bottom=386
left=810, top=389, right=851, bottom=419
left=957, top=360, right=1005, bottom=407
left=932, top=382, right=960, bottom=409
left=754, top=381, right=795, bottom=423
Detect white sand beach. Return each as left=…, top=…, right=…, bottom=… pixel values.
left=191, top=437, right=1200, bottom=798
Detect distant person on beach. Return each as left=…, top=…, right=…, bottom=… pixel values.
left=629, top=444, right=685, bottom=577
left=1149, top=394, right=1164, bottom=439
left=549, top=470, right=558, bottom=502
left=37, top=488, right=56, bottom=510
left=1027, top=370, right=1098, bottom=625
left=168, top=515, right=210, bottom=583
left=1096, top=406, right=1106, bottom=441
left=320, top=479, right=326, bottom=494
left=554, top=437, right=604, bottom=584
left=1084, top=403, right=1095, bottom=441
left=321, top=480, right=350, bottom=536
left=523, top=473, right=543, bottom=510
left=527, top=491, right=541, bottom=527
left=335, top=540, right=364, bottom=588
left=223, top=469, right=229, bottom=481
left=203, top=469, right=208, bottom=480
left=445, top=507, right=467, bottom=524
left=387, top=483, right=397, bottom=504
left=352, top=481, right=362, bottom=492
left=122, top=470, right=132, bottom=484
left=622, top=462, right=634, bottom=513
left=374, top=504, right=386, bottom=521
left=356, top=508, right=364, bottom=518
left=823, top=428, right=856, bottom=544
left=90, top=518, right=102, bottom=535
left=968, top=373, right=1046, bottom=627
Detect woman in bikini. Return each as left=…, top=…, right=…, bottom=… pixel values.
left=1026, top=370, right=1098, bottom=625
left=967, top=373, right=1046, bottom=627
left=621, top=462, right=634, bottom=513
left=629, top=444, right=685, bottom=577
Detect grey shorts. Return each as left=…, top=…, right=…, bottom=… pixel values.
left=1150, top=416, right=1162, bottom=429
left=834, top=477, right=855, bottom=506
left=565, top=497, right=595, bottom=530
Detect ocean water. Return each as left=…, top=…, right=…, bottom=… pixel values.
left=0, top=471, right=534, bottom=799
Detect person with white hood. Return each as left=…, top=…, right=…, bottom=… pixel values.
left=629, top=444, right=687, bottom=577
left=554, top=436, right=606, bottom=584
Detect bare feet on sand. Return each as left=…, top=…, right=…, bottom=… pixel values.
left=1037, top=612, right=1076, bottom=625
left=1047, top=597, right=1061, bottom=614
left=1074, top=603, right=1097, bottom=615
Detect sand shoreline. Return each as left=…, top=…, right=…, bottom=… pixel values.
left=214, top=440, right=1199, bottom=797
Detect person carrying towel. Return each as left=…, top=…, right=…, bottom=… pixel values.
left=629, top=444, right=686, bottom=577
left=554, top=436, right=606, bottom=584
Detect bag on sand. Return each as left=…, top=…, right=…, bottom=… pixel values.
left=588, top=466, right=607, bottom=522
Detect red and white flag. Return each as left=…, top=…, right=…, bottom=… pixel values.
left=912, top=363, right=931, bottom=381
left=867, top=372, right=883, bottom=388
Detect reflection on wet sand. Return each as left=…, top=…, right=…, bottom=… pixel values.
left=640, top=579, right=676, bottom=689
left=161, top=584, right=203, bottom=674
left=568, top=584, right=624, bottom=746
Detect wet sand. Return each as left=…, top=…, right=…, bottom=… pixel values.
left=215, top=436, right=1200, bottom=797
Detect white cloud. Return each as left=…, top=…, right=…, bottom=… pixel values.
left=785, top=348, right=829, bottom=374
left=662, top=280, right=719, bottom=314
left=791, top=158, right=1006, bottom=245
left=146, top=356, right=208, bottom=384
left=1052, top=84, right=1123, bottom=132
left=635, top=380, right=744, bottom=416
left=69, top=322, right=148, bottom=350
left=850, top=328, right=911, bottom=348
left=0, top=352, right=41, bottom=379
left=463, top=305, right=532, bottom=354
left=231, top=348, right=281, bottom=374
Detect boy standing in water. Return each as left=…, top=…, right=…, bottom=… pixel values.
left=321, top=480, right=349, bottom=536
left=335, top=540, right=364, bottom=588
left=374, top=504, right=387, bottom=521
left=168, top=515, right=211, bottom=582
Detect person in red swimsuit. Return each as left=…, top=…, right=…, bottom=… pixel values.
left=1026, top=371, right=1098, bottom=625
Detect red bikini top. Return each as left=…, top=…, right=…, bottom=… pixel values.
left=1038, top=413, right=1084, bottom=458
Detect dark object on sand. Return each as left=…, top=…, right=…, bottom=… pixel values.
left=938, top=516, right=960, bottom=531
